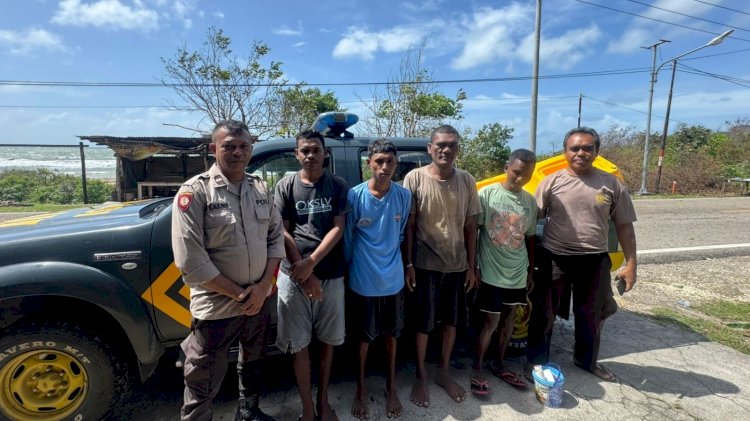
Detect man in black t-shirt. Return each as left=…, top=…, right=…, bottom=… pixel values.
left=274, top=130, right=349, bottom=421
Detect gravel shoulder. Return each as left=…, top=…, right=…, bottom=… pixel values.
left=616, top=255, right=750, bottom=314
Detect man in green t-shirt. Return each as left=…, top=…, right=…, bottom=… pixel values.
left=471, top=149, right=538, bottom=395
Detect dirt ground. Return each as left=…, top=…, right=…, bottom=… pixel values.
left=614, top=255, right=750, bottom=317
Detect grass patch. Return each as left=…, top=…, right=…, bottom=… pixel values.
left=651, top=307, right=750, bottom=355
left=695, top=301, right=750, bottom=323
left=0, top=204, right=89, bottom=213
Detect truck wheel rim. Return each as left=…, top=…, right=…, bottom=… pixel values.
left=0, top=350, right=88, bottom=421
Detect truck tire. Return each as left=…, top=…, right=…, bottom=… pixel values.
left=0, top=321, right=131, bottom=421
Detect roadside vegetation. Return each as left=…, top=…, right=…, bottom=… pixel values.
left=593, top=119, right=750, bottom=195
left=650, top=301, right=750, bottom=355
left=0, top=168, right=114, bottom=206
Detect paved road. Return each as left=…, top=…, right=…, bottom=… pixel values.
left=633, top=197, right=750, bottom=263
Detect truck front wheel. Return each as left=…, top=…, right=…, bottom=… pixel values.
left=0, top=321, right=130, bottom=421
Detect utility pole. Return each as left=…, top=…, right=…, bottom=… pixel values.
left=529, top=0, right=542, bottom=153
left=639, top=29, right=732, bottom=194
left=654, top=60, right=677, bottom=193
left=639, top=39, right=670, bottom=194
left=577, top=93, right=582, bottom=127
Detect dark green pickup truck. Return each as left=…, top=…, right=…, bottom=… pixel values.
left=0, top=113, right=432, bottom=421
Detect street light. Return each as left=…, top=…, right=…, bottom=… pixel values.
left=638, top=29, right=734, bottom=194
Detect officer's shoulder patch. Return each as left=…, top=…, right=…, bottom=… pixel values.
left=177, top=192, right=193, bottom=212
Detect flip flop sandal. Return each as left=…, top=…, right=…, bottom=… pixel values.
left=575, top=361, right=617, bottom=382
left=470, top=378, right=490, bottom=396
left=491, top=367, right=528, bottom=389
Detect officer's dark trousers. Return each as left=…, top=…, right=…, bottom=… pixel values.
left=180, top=301, right=271, bottom=421
left=526, top=249, right=617, bottom=371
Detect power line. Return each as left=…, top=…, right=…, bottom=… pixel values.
left=676, top=63, right=750, bottom=88
left=0, top=68, right=650, bottom=88
left=573, top=0, right=750, bottom=43
left=682, top=47, right=750, bottom=60
left=689, top=0, right=750, bottom=17
left=624, top=0, right=750, bottom=33
left=0, top=95, right=583, bottom=109
left=582, top=94, right=689, bottom=125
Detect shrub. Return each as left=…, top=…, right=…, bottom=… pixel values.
left=0, top=169, right=114, bottom=204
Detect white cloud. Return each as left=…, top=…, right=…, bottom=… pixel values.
left=400, top=0, right=443, bottom=13
left=274, top=26, right=302, bottom=36
left=517, top=26, right=601, bottom=69
left=451, top=4, right=600, bottom=71
left=213, top=11, right=224, bottom=19
left=450, top=4, right=533, bottom=70
left=0, top=28, right=67, bottom=55
left=51, top=0, right=159, bottom=31
left=293, top=41, right=306, bottom=48
left=606, top=0, right=715, bottom=54
left=607, top=27, right=653, bottom=54
left=170, top=0, right=196, bottom=29
left=332, top=25, right=428, bottom=60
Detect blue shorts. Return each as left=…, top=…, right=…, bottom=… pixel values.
left=275, top=272, right=345, bottom=354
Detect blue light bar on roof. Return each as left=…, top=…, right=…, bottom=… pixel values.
left=311, top=112, right=358, bottom=138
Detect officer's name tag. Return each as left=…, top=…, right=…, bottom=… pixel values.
left=208, top=202, right=230, bottom=211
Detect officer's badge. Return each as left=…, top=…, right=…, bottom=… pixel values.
left=177, top=192, right=193, bottom=212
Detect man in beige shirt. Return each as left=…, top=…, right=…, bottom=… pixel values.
left=403, top=125, right=482, bottom=407
left=172, top=120, right=284, bottom=421
left=526, top=127, right=637, bottom=383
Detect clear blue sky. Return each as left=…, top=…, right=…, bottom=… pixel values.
left=1, top=0, right=748, bottom=152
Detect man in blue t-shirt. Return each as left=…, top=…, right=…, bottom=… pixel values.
left=344, top=139, right=411, bottom=419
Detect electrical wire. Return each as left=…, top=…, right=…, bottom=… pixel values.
left=624, top=0, right=750, bottom=33
left=0, top=68, right=650, bottom=88
left=0, top=95, right=583, bottom=109
left=573, top=0, right=750, bottom=43
left=689, top=0, right=750, bottom=17
left=676, top=63, right=750, bottom=88
left=583, top=94, right=689, bottom=125
left=682, top=47, right=750, bottom=60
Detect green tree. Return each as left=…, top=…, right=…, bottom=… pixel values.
left=359, top=42, right=465, bottom=137
left=277, top=86, right=342, bottom=136
left=457, top=123, right=513, bottom=180
left=669, top=123, right=712, bottom=153
left=161, top=27, right=288, bottom=137
left=709, top=119, right=750, bottom=178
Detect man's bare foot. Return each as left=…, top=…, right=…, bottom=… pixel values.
left=385, top=389, right=403, bottom=418
left=351, top=391, right=369, bottom=420
left=410, top=378, right=429, bottom=407
left=299, top=408, right=316, bottom=421
left=436, top=371, right=466, bottom=403
left=318, top=401, right=339, bottom=421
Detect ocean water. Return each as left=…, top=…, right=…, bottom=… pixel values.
left=0, top=146, right=116, bottom=179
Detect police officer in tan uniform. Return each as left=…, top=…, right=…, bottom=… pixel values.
left=172, top=120, right=285, bottom=421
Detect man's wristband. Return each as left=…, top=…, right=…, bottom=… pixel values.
left=406, top=263, right=414, bottom=268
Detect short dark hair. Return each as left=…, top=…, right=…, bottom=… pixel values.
left=430, top=124, right=460, bottom=143
left=508, top=148, right=536, bottom=165
left=296, top=130, right=326, bottom=148
left=368, top=139, right=398, bottom=158
left=563, top=127, right=601, bottom=151
left=212, top=120, right=250, bottom=142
